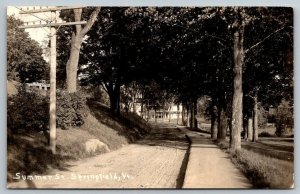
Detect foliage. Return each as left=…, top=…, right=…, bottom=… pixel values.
left=56, top=7, right=293, bottom=133
left=56, top=90, right=89, bottom=129
left=258, top=131, right=274, bottom=137
left=8, top=87, right=89, bottom=133
left=243, top=7, right=293, bottom=115
left=7, top=86, right=49, bottom=132
left=257, top=105, right=268, bottom=128
left=84, top=85, right=110, bottom=106
left=275, top=100, right=293, bottom=137
left=7, top=15, right=48, bottom=83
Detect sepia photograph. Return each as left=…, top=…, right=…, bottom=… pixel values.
left=6, top=6, right=294, bottom=189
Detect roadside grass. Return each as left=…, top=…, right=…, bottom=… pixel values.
left=232, top=149, right=294, bottom=188
left=242, top=142, right=294, bottom=161
left=215, top=141, right=294, bottom=188
left=87, top=100, right=151, bottom=143
left=7, top=133, right=71, bottom=182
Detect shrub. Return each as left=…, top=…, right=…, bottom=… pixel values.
left=8, top=87, right=90, bottom=132
left=275, top=100, right=293, bottom=137
left=56, top=90, right=89, bottom=129
left=258, top=131, right=274, bottom=137
left=7, top=86, right=49, bottom=132
left=258, top=106, right=268, bottom=128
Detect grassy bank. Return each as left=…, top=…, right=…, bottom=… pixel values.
left=216, top=141, right=294, bottom=188
left=7, top=103, right=151, bottom=182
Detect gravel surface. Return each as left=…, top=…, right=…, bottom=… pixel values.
left=8, top=122, right=189, bottom=189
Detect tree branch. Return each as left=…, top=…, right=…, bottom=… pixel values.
left=81, top=7, right=101, bottom=36
left=100, top=82, right=108, bottom=93
left=245, top=94, right=254, bottom=99
left=245, top=26, right=286, bottom=54
left=73, top=8, right=82, bottom=34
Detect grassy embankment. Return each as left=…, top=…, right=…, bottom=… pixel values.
left=7, top=100, right=151, bottom=182
left=216, top=140, right=294, bottom=188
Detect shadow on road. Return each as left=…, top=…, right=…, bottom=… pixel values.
left=136, top=122, right=189, bottom=150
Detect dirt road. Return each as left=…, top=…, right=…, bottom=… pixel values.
left=8, top=122, right=189, bottom=189
left=8, top=122, right=252, bottom=189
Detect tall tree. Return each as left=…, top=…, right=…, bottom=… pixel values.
left=60, top=7, right=101, bottom=93
left=230, top=7, right=245, bottom=151
left=80, top=7, right=144, bottom=114
left=7, top=15, right=48, bottom=83
left=243, top=7, right=293, bottom=142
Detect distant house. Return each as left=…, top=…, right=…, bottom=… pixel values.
left=133, top=101, right=182, bottom=121
left=26, top=80, right=50, bottom=91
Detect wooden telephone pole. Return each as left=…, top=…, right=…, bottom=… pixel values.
left=19, top=6, right=87, bottom=154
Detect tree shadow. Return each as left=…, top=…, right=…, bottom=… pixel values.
left=135, top=125, right=189, bottom=150
left=7, top=132, right=74, bottom=185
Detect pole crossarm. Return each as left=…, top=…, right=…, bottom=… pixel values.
left=19, top=21, right=87, bottom=29
left=17, top=6, right=92, bottom=154
left=19, top=6, right=87, bottom=14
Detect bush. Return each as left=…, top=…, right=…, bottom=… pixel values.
left=275, top=100, right=293, bottom=137
left=258, top=131, right=274, bottom=137
left=8, top=87, right=89, bottom=132
left=56, top=90, right=89, bottom=129
left=7, top=86, right=49, bottom=132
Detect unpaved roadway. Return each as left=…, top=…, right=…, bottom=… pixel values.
left=8, top=122, right=252, bottom=189
left=8, top=122, right=189, bottom=189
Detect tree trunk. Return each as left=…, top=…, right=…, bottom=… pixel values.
left=194, top=101, right=198, bottom=129
left=132, top=95, right=136, bottom=113
left=217, top=106, right=227, bottom=141
left=211, top=105, right=218, bottom=140
left=168, top=105, right=171, bottom=123
left=108, top=84, right=121, bottom=114
left=189, top=104, right=193, bottom=128
left=154, top=108, right=157, bottom=123
left=141, top=101, right=144, bottom=118
left=230, top=18, right=244, bottom=152
left=66, top=8, right=101, bottom=93
left=187, top=104, right=193, bottom=128
left=253, top=95, right=259, bottom=142
left=187, top=105, right=191, bottom=127
left=109, top=93, right=119, bottom=114
left=247, top=116, right=253, bottom=141
left=182, top=105, right=187, bottom=126
left=177, top=104, right=180, bottom=125
left=243, top=118, right=247, bottom=140
left=66, top=32, right=82, bottom=93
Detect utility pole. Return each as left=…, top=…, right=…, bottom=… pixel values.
left=49, top=11, right=57, bottom=154
left=19, top=6, right=87, bottom=154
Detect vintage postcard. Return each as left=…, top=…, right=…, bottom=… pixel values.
left=7, top=6, right=294, bottom=189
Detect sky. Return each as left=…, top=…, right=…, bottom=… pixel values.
left=7, top=6, right=65, bottom=61
left=7, top=6, right=62, bottom=45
